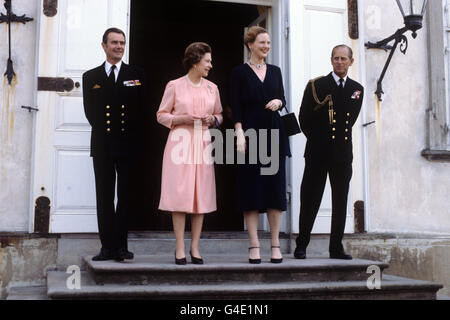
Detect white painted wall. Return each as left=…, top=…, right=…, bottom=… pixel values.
left=362, top=0, right=450, bottom=234
left=0, top=0, right=38, bottom=232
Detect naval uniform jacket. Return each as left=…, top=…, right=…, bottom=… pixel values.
left=83, top=62, right=147, bottom=158
left=296, top=73, right=364, bottom=253
left=299, top=72, right=364, bottom=163
left=82, top=62, right=147, bottom=251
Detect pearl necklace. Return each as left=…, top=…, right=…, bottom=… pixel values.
left=248, top=60, right=266, bottom=70
left=186, top=75, right=202, bottom=87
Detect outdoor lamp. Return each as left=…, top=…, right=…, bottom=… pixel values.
left=366, top=0, right=428, bottom=101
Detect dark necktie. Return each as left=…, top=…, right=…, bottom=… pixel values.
left=338, top=78, right=344, bottom=90
left=108, top=65, right=116, bottom=85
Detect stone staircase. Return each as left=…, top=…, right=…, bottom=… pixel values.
left=43, top=254, right=442, bottom=300
left=5, top=233, right=444, bottom=300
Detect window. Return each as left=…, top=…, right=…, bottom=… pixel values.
left=423, top=0, right=450, bottom=160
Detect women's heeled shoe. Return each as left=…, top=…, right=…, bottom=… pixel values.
left=248, top=247, right=261, bottom=264
left=270, top=246, right=283, bottom=264
left=190, top=251, right=204, bottom=265
left=175, top=252, right=187, bottom=265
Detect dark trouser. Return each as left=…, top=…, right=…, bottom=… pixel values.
left=93, top=155, right=133, bottom=251
left=296, top=158, right=353, bottom=253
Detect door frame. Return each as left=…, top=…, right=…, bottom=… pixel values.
left=214, top=0, right=291, bottom=233
left=29, top=0, right=298, bottom=234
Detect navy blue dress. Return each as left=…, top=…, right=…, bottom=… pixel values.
left=230, top=63, right=291, bottom=213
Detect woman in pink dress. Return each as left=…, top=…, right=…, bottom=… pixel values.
left=157, top=43, right=223, bottom=265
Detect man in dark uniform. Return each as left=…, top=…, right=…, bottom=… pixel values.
left=294, top=45, right=364, bottom=260
left=83, top=28, right=147, bottom=261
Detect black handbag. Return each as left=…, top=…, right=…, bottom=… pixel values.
left=280, top=105, right=301, bottom=136
left=213, top=115, right=221, bottom=129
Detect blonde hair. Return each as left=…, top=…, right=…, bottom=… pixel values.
left=244, top=26, right=268, bottom=49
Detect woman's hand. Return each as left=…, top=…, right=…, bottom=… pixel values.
left=202, top=115, right=215, bottom=127
left=265, top=99, right=283, bottom=112
left=236, top=128, right=246, bottom=154
left=173, top=114, right=202, bottom=126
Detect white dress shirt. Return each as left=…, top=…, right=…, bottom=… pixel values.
left=332, top=72, right=348, bottom=88
left=105, top=60, right=122, bottom=82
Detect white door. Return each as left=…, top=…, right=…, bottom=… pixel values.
left=30, top=0, right=130, bottom=233
left=289, top=0, right=355, bottom=234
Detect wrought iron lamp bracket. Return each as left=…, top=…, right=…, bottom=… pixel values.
left=0, top=0, right=34, bottom=85
left=365, top=27, right=412, bottom=101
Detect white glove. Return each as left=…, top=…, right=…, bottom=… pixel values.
left=236, top=128, right=246, bottom=154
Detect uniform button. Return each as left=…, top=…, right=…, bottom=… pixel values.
left=332, top=136, right=336, bottom=140
left=107, top=120, right=111, bottom=124
left=333, top=120, right=337, bottom=124
left=345, top=137, right=348, bottom=140
left=121, top=113, right=125, bottom=117
left=346, top=121, right=349, bottom=125
left=107, top=128, right=111, bottom=132
left=121, top=121, right=125, bottom=124
left=332, top=128, right=336, bottom=131
left=121, top=128, right=125, bottom=132
left=345, top=129, right=349, bottom=132
left=122, top=105, right=125, bottom=109
left=334, top=112, right=336, bottom=115
left=106, top=113, right=110, bottom=117
left=106, top=105, right=110, bottom=109
left=347, top=113, right=350, bottom=117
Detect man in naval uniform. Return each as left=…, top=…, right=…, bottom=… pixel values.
left=83, top=28, right=147, bottom=261
left=294, top=45, right=364, bottom=260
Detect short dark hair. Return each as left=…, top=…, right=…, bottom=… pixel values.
left=102, top=28, right=126, bottom=44
left=182, top=42, right=212, bottom=72
left=331, top=45, right=353, bottom=60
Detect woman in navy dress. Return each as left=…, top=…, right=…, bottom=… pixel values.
left=231, top=26, right=291, bottom=264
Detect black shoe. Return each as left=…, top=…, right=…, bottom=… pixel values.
left=115, top=248, right=134, bottom=262
left=270, top=246, right=283, bottom=264
left=190, top=251, right=204, bottom=265
left=330, top=251, right=353, bottom=260
left=248, top=247, right=261, bottom=264
left=92, top=248, right=115, bottom=261
left=123, top=249, right=134, bottom=260
left=175, top=252, right=187, bottom=265
left=294, top=247, right=306, bottom=259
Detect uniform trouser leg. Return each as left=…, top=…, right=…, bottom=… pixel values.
left=115, top=157, right=131, bottom=250
left=93, top=156, right=116, bottom=251
left=296, top=159, right=328, bottom=250
left=328, top=162, right=352, bottom=253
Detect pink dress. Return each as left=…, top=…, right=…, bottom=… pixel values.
left=157, top=76, right=223, bottom=214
